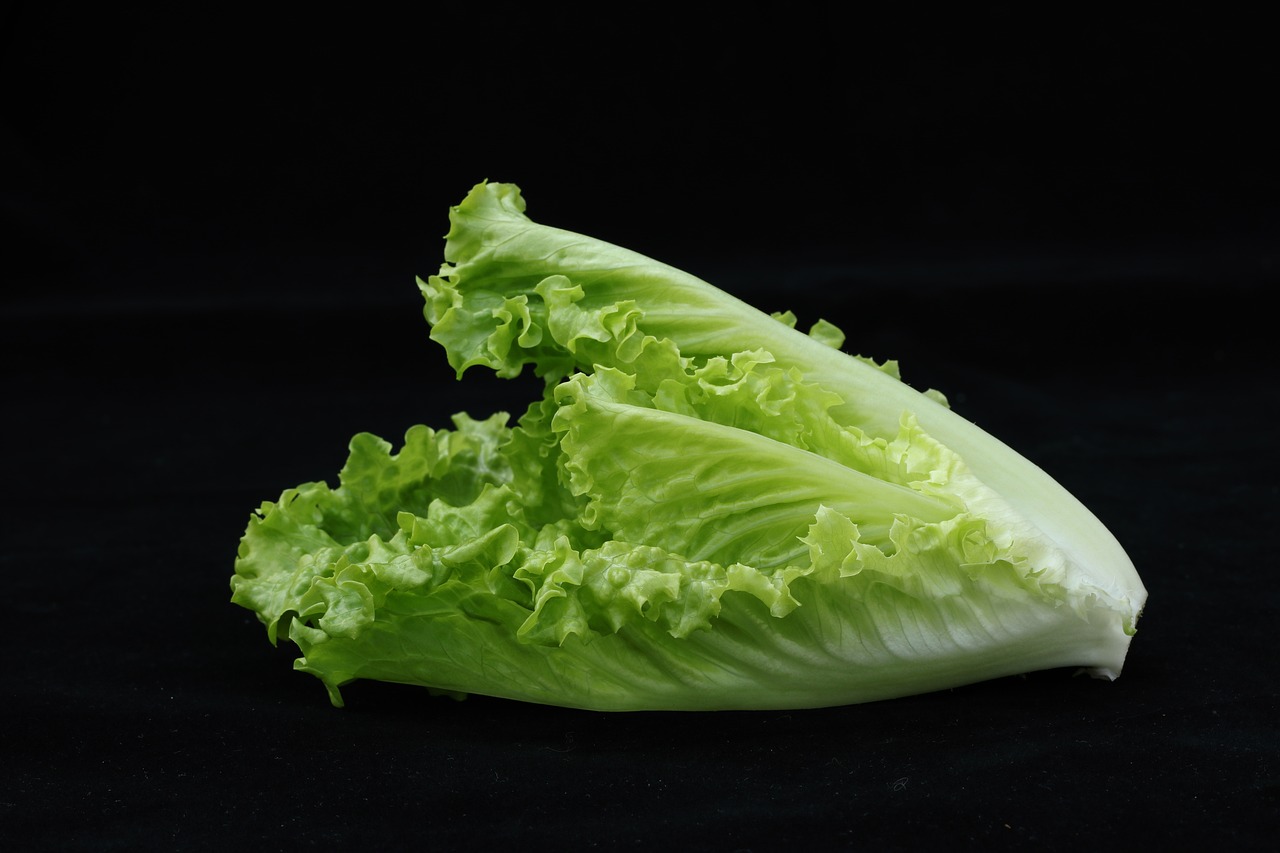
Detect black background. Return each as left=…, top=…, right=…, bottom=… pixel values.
left=4, top=6, right=1277, bottom=851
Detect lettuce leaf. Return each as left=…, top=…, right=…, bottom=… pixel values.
left=231, top=181, right=1147, bottom=711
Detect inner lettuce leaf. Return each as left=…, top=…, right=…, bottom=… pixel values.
left=231, top=181, right=1147, bottom=711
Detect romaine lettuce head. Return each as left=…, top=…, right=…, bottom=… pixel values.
left=230, top=181, right=1147, bottom=711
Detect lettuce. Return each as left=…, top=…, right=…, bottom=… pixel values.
left=230, top=181, right=1147, bottom=711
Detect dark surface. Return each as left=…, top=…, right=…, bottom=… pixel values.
left=4, top=7, right=1277, bottom=851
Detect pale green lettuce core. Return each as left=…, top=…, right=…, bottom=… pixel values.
left=230, top=180, right=1147, bottom=711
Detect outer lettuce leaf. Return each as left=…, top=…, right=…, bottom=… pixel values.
left=231, top=181, right=1147, bottom=711
left=420, top=182, right=1144, bottom=614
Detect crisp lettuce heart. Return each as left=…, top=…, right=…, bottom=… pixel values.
left=231, top=181, right=1146, bottom=711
